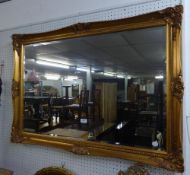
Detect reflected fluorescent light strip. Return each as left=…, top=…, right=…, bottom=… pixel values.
left=33, top=42, right=52, bottom=47
left=117, top=75, right=124, bottom=78
left=155, top=75, right=164, bottom=79
left=37, top=57, right=71, bottom=66
left=36, top=60, right=69, bottom=69
left=45, top=74, right=60, bottom=80
left=76, top=67, right=89, bottom=72
left=76, top=67, right=95, bottom=73
left=64, top=76, right=78, bottom=81
left=104, top=72, right=115, bottom=77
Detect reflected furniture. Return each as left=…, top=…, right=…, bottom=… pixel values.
left=24, top=96, right=51, bottom=132
left=90, top=89, right=101, bottom=121
left=72, top=84, right=79, bottom=98
left=63, top=90, right=89, bottom=122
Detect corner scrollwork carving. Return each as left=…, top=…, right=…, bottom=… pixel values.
left=71, top=23, right=90, bottom=33
left=150, top=150, right=184, bottom=172
left=12, top=80, right=20, bottom=99
left=71, top=146, right=90, bottom=155
left=11, top=127, right=25, bottom=143
left=35, top=167, right=74, bottom=175
left=171, top=74, right=184, bottom=102
left=118, top=164, right=150, bottom=175
left=159, top=5, right=183, bottom=28
left=12, top=35, right=22, bottom=54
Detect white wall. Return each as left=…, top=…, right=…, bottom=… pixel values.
left=0, top=0, right=184, bottom=175
left=182, top=0, right=190, bottom=174
left=0, top=0, right=156, bottom=31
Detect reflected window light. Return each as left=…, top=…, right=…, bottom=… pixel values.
left=37, top=57, right=71, bottom=66
left=36, top=60, right=69, bottom=69
left=45, top=73, right=60, bottom=80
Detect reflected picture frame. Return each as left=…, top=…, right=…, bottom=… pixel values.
left=11, top=5, right=184, bottom=172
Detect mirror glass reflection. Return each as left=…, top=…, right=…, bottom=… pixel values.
left=24, top=26, right=166, bottom=150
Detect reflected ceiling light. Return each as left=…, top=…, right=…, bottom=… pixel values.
left=117, top=75, right=124, bottom=78
left=28, top=58, right=35, bottom=62
left=76, top=67, right=89, bottom=72
left=37, top=57, right=71, bottom=66
left=155, top=75, right=164, bottom=79
left=32, top=43, right=44, bottom=47
left=45, top=74, right=60, bottom=80
left=32, top=42, right=53, bottom=47
left=36, top=60, right=69, bottom=69
left=64, top=76, right=78, bottom=81
left=104, top=72, right=115, bottom=77
left=127, top=76, right=132, bottom=80
left=116, top=122, right=127, bottom=130
left=91, top=70, right=95, bottom=73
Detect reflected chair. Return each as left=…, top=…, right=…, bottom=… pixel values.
left=78, top=90, right=89, bottom=119
left=50, top=97, right=64, bottom=123
left=91, top=89, right=101, bottom=121
left=62, top=90, right=89, bottom=124
left=72, top=84, right=79, bottom=98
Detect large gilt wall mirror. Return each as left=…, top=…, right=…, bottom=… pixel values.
left=12, top=5, right=184, bottom=172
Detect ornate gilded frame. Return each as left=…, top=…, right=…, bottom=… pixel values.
left=11, top=5, right=184, bottom=172
left=34, top=167, right=74, bottom=175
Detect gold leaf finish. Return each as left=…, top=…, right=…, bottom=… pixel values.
left=171, top=74, right=184, bottom=102
left=118, top=164, right=150, bottom=175
left=34, top=167, right=74, bottom=175
left=71, top=23, right=90, bottom=33
left=12, top=80, right=20, bottom=99
left=11, top=127, right=25, bottom=143
left=11, top=5, right=184, bottom=172
left=150, top=150, right=184, bottom=172
left=159, top=5, right=183, bottom=27
left=71, top=146, right=90, bottom=155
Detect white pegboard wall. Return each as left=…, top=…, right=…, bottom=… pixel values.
left=0, top=0, right=181, bottom=175
left=0, top=0, right=181, bottom=35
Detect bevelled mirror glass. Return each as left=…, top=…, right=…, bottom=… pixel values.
left=24, top=26, right=166, bottom=150
left=12, top=5, right=184, bottom=172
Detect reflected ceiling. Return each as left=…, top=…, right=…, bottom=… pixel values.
left=25, top=26, right=166, bottom=76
